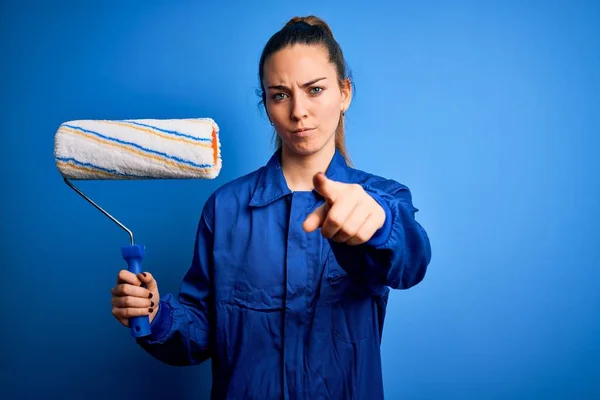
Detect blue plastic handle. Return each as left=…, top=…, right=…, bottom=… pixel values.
left=121, top=244, right=151, bottom=338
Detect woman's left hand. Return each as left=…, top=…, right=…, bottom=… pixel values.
left=303, top=172, right=386, bottom=246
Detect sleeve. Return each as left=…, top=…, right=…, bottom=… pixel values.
left=329, top=180, right=432, bottom=289
left=135, top=194, right=215, bottom=366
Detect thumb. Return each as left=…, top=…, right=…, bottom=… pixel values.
left=303, top=202, right=329, bottom=233
left=138, top=272, right=159, bottom=294
left=313, top=172, right=339, bottom=204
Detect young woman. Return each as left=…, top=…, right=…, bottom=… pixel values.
left=111, top=15, right=431, bottom=399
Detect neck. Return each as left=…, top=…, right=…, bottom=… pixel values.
left=281, top=145, right=335, bottom=192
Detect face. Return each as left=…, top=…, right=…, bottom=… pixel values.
left=262, top=44, right=352, bottom=159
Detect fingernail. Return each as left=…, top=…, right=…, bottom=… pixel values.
left=151, top=301, right=155, bottom=307
left=149, top=308, right=154, bottom=313
left=148, top=292, right=153, bottom=299
left=142, top=272, right=147, bottom=277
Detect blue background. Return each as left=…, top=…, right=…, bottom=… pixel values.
left=1, top=1, right=598, bottom=399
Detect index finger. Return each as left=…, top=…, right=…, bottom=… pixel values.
left=116, top=269, right=142, bottom=286
left=313, top=172, right=339, bottom=204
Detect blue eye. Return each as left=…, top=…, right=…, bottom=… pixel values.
left=273, top=93, right=287, bottom=101
left=310, top=87, right=323, bottom=94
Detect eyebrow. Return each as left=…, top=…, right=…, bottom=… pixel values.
left=267, top=77, right=327, bottom=90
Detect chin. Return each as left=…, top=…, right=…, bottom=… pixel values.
left=283, top=140, right=327, bottom=157
left=281, top=133, right=335, bottom=158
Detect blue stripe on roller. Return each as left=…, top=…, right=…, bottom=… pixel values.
left=63, top=124, right=213, bottom=168
left=123, top=120, right=213, bottom=142
left=56, top=157, right=153, bottom=178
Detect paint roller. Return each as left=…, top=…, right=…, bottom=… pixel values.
left=53, top=117, right=221, bottom=338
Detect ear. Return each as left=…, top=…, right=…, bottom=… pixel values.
left=340, top=78, right=352, bottom=113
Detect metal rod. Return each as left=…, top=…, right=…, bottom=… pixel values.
left=63, top=177, right=135, bottom=245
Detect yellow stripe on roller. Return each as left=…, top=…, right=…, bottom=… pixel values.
left=103, top=120, right=213, bottom=148
left=60, top=127, right=212, bottom=173
left=57, top=161, right=118, bottom=178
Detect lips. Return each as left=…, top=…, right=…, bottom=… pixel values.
left=292, top=127, right=316, bottom=133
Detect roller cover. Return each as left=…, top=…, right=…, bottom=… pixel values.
left=54, top=118, right=221, bottom=180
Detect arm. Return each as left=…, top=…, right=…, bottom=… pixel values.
left=329, top=181, right=432, bottom=289
left=135, top=196, right=215, bottom=366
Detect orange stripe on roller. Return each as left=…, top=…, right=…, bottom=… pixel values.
left=212, top=128, right=218, bottom=165
left=103, top=120, right=213, bottom=148
left=57, top=161, right=117, bottom=178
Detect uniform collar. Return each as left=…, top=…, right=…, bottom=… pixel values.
left=249, top=147, right=351, bottom=207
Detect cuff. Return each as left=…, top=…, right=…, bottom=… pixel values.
left=367, top=192, right=393, bottom=247
left=142, top=300, right=172, bottom=342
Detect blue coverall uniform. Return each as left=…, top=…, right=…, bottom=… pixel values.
left=137, top=149, right=432, bottom=399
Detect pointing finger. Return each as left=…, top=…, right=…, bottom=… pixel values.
left=312, top=173, right=339, bottom=204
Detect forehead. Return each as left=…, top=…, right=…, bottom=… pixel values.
left=263, top=44, right=336, bottom=84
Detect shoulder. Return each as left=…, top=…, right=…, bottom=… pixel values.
left=344, top=166, right=419, bottom=213
left=200, top=165, right=264, bottom=218
left=213, top=166, right=264, bottom=200
left=344, top=165, right=410, bottom=196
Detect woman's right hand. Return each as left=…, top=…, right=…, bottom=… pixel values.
left=111, top=270, right=160, bottom=327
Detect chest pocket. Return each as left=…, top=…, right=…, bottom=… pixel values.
left=230, top=245, right=286, bottom=311
left=325, top=250, right=374, bottom=344
left=213, top=209, right=287, bottom=312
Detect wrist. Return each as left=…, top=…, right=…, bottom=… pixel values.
left=367, top=192, right=393, bottom=247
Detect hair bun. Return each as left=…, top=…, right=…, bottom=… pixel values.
left=285, top=15, right=335, bottom=38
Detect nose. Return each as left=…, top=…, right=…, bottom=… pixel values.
left=290, top=94, right=309, bottom=121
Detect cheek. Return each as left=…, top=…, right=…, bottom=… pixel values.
left=316, top=96, right=342, bottom=128
left=267, top=103, right=286, bottom=122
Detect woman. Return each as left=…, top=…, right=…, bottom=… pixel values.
left=111, top=15, right=431, bottom=399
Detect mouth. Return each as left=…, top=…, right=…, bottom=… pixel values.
left=292, top=127, right=316, bottom=134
